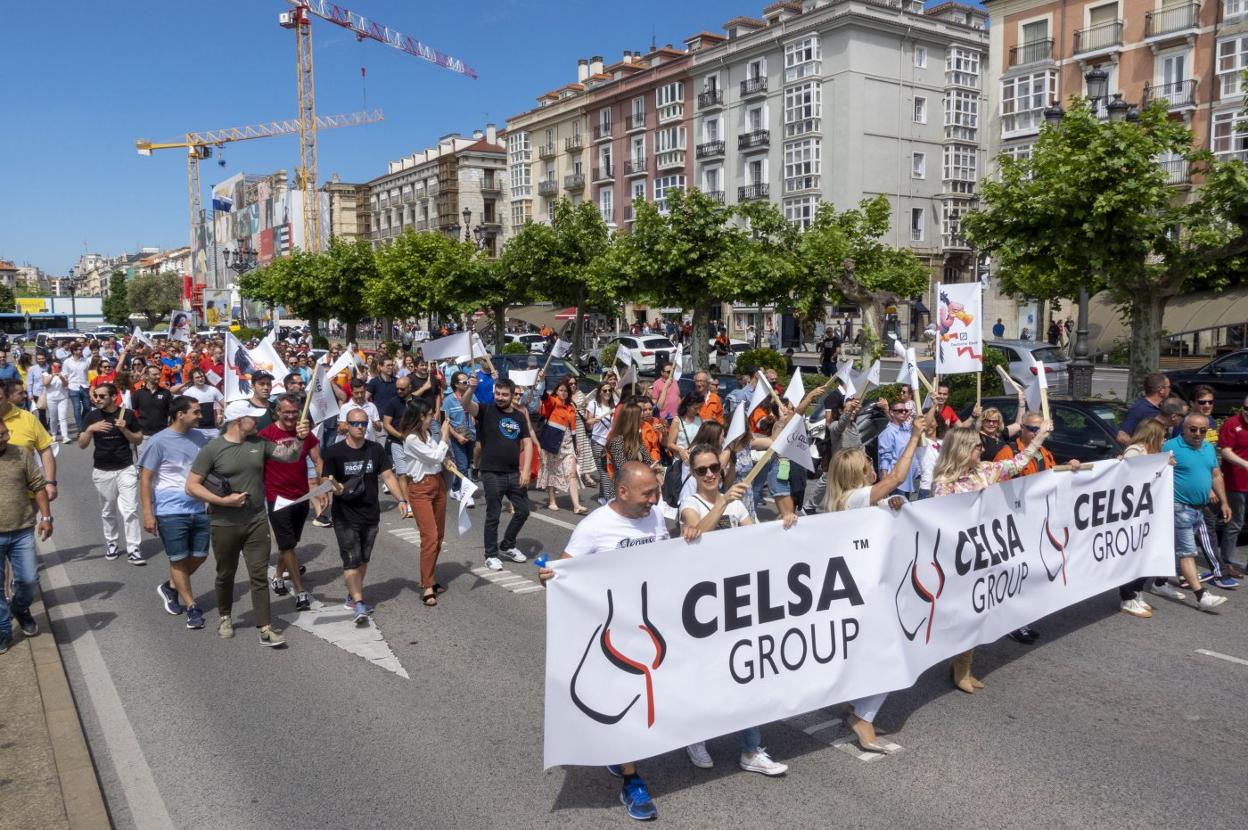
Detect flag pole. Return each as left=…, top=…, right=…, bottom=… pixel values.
left=742, top=448, right=775, bottom=486
left=299, top=365, right=318, bottom=425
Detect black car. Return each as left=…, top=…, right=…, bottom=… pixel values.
left=960, top=396, right=1126, bottom=464
left=1165, top=350, right=1248, bottom=414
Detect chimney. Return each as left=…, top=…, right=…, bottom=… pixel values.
left=473, top=129, right=484, bottom=140
left=577, top=58, right=589, bottom=82
left=622, top=51, right=632, bottom=64
left=590, top=55, right=604, bottom=76
left=486, top=123, right=497, bottom=144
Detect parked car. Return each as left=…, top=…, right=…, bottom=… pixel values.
left=92, top=325, right=128, bottom=337
left=1165, top=349, right=1248, bottom=414
left=707, top=338, right=751, bottom=373
left=589, top=335, right=676, bottom=375
left=504, top=332, right=549, bottom=354
left=918, top=339, right=1069, bottom=393
left=958, top=396, right=1126, bottom=464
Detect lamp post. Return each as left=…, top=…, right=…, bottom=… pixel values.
left=223, top=243, right=258, bottom=275
left=66, top=275, right=79, bottom=331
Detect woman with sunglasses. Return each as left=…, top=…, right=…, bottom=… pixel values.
left=537, top=377, right=587, bottom=514
left=651, top=362, right=680, bottom=421
left=978, top=400, right=1023, bottom=460
left=442, top=371, right=476, bottom=501
left=664, top=393, right=703, bottom=466
left=401, top=398, right=454, bottom=606
left=825, top=410, right=927, bottom=752
left=584, top=379, right=618, bottom=504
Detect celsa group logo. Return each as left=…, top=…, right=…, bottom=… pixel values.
left=570, top=583, right=667, bottom=728
left=894, top=531, right=946, bottom=644
left=1040, top=493, right=1071, bottom=585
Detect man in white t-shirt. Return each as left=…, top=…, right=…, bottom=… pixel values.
left=180, top=368, right=224, bottom=437
left=61, top=341, right=92, bottom=433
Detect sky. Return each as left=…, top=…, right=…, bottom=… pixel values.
left=0, top=0, right=970, bottom=277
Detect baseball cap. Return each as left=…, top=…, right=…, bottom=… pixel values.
left=223, top=399, right=268, bottom=422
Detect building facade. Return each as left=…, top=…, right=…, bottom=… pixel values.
left=323, top=178, right=373, bottom=243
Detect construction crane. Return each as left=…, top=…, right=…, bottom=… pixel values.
left=136, top=109, right=384, bottom=286
left=278, top=0, right=476, bottom=252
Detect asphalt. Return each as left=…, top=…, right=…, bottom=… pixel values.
left=41, top=438, right=1248, bottom=830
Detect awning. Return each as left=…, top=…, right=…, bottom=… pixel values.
left=1088, top=287, right=1248, bottom=353
left=555, top=307, right=577, bottom=321
left=911, top=301, right=930, bottom=315
left=503, top=304, right=567, bottom=331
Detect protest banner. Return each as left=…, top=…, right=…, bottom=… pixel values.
left=935, top=282, right=983, bottom=375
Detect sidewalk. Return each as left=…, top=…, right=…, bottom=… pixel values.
left=0, top=593, right=110, bottom=830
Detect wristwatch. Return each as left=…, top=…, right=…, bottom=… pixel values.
left=38, top=515, right=52, bottom=523
left=46, top=480, right=57, bottom=486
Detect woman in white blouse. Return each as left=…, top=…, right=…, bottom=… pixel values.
left=401, top=398, right=453, bottom=606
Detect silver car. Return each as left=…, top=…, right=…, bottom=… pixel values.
left=917, top=339, right=1069, bottom=393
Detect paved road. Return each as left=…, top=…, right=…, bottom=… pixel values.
left=40, top=442, right=1248, bottom=829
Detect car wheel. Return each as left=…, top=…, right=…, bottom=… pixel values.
left=587, top=358, right=598, bottom=372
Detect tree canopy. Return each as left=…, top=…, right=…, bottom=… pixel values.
left=126, top=271, right=182, bottom=324
left=103, top=271, right=129, bottom=326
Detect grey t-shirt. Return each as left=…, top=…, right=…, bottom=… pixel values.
left=190, top=435, right=276, bottom=526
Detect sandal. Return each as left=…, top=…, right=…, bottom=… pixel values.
left=433, top=583, right=448, bottom=595
left=421, top=589, right=438, bottom=607
left=573, top=507, right=589, bottom=515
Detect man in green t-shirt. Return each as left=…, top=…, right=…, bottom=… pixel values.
left=187, top=399, right=305, bottom=646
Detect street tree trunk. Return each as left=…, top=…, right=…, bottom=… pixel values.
left=493, top=303, right=507, bottom=353
left=307, top=315, right=321, bottom=345
left=345, top=320, right=358, bottom=345
left=572, top=287, right=587, bottom=368
left=690, top=304, right=711, bottom=371
left=1127, top=292, right=1166, bottom=402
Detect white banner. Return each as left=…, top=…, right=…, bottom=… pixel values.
left=935, top=282, right=983, bottom=375
left=307, top=364, right=341, bottom=425
left=421, top=331, right=487, bottom=363
left=544, top=455, right=1173, bottom=767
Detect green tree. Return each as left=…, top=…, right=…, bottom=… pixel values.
left=13, top=278, right=41, bottom=298
left=237, top=249, right=331, bottom=338
left=732, top=200, right=801, bottom=346
left=102, top=271, right=129, bottom=326
left=488, top=224, right=553, bottom=351
left=0, top=284, right=14, bottom=313
left=126, top=272, right=182, bottom=324
left=322, top=237, right=376, bottom=344
left=964, top=100, right=1248, bottom=397
left=792, top=196, right=929, bottom=358
left=370, top=229, right=480, bottom=326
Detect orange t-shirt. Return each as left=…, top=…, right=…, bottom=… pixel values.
left=540, top=395, right=577, bottom=431
left=699, top=392, right=724, bottom=425
left=641, top=419, right=662, bottom=461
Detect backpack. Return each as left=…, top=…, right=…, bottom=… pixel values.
left=662, top=459, right=689, bottom=508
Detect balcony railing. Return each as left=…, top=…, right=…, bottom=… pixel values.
left=698, top=90, right=723, bottom=109
left=625, top=158, right=648, bottom=176
left=538, top=179, right=558, bottom=196
left=1073, top=20, right=1123, bottom=55
left=593, top=165, right=614, bottom=181
left=705, top=190, right=725, bottom=204
left=1144, top=78, right=1198, bottom=110
left=402, top=192, right=416, bottom=204
left=738, top=183, right=769, bottom=201
left=479, top=178, right=502, bottom=194
left=696, top=140, right=725, bottom=159
left=1145, top=3, right=1200, bottom=39
left=1008, top=38, right=1053, bottom=67
left=563, top=173, right=585, bottom=191
left=628, top=113, right=646, bottom=131
left=537, top=143, right=556, bottom=160
left=740, top=77, right=767, bottom=97
left=565, top=135, right=584, bottom=153
left=1160, top=157, right=1191, bottom=185
left=738, top=130, right=770, bottom=150
left=593, top=123, right=613, bottom=141
left=416, top=220, right=429, bottom=231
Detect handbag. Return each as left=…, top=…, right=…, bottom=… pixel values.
left=36, top=391, right=47, bottom=410
left=538, top=420, right=567, bottom=455
left=202, top=472, right=233, bottom=498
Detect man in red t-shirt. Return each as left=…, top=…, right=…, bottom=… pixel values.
left=259, top=393, right=323, bottom=610
left=931, top=382, right=973, bottom=428
left=1218, top=395, right=1248, bottom=575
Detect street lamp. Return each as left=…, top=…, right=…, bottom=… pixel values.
left=223, top=243, right=258, bottom=275
left=461, top=206, right=486, bottom=250
left=1084, top=66, right=1109, bottom=104
left=1043, top=102, right=1065, bottom=126
left=1106, top=93, right=1130, bottom=122
left=66, top=275, right=79, bottom=331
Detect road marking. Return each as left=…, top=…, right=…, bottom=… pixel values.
left=513, top=585, right=545, bottom=594
left=832, top=736, right=903, bottom=762
left=40, top=537, right=176, bottom=830
left=469, top=565, right=542, bottom=593
left=802, top=717, right=843, bottom=735
left=1196, top=648, right=1248, bottom=667
left=527, top=511, right=579, bottom=531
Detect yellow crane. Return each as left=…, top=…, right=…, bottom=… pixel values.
left=135, top=109, right=384, bottom=285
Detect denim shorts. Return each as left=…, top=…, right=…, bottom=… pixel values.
left=334, top=521, right=380, bottom=570
left=156, top=513, right=211, bottom=562
left=1174, top=503, right=1201, bottom=557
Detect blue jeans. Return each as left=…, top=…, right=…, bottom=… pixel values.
left=0, top=528, right=38, bottom=638
left=449, top=438, right=473, bottom=493
left=69, top=388, right=89, bottom=431
left=1174, top=503, right=1201, bottom=557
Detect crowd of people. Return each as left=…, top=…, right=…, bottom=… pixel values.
left=0, top=328, right=1243, bottom=823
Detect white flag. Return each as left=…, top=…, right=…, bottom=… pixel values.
left=672, top=344, right=684, bottom=381
left=935, top=281, right=984, bottom=375
left=783, top=367, right=806, bottom=407
left=852, top=359, right=881, bottom=393
left=247, top=333, right=291, bottom=391
left=724, top=402, right=747, bottom=447
left=773, top=412, right=816, bottom=473
left=421, top=332, right=474, bottom=362
left=616, top=344, right=634, bottom=366
left=325, top=345, right=357, bottom=379
left=747, top=371, right=772, bottom=413
left=1024, top=361, right=1048, bottom=416
left=834, top=357, right=856, bottom=385
left=307, top=363, right=341, bottom=425
left=509, top=369, right=539, bottom=387
left=553, top=339, right=572, bottom=358
left=454, top=478, right=479, bottom=535
left=618, top=364, right=637, bottom=388
left=895, top=357, right=912, bottom=389
left=905, top=347, right=921, bottom=397
left=223, top=331, right=254, bottom=401
left=131, top=327, right=156, bottom=349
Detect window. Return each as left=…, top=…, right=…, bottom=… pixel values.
left=657, top=83, right=683, bottom=107
left=747, top=57, right=766, bottom=80
left=1213, top=109, right=1248, bottom=158
left=548, top=201, right=556, bottom=223
left=1088, top=3, right=1117, bottom=27
left=944, top=89, right=979, bottom=140
left=943, top=144, right=977, bottom=181
left=784, top=196, right=819, bottom=229
left=704, top=167, right=721, bottom=195
left=507, top=131, right=530, bottom=158
left=632, top=96, right=645, bottom=118
left=942, top=199, right=972, bottom=249
left=1001, top=69, right=1058, bottom=136
left=913, top=96, right=928, bottom=124
left=704, top=75, right=719, bottom=93
left=655, top=126, right=686, bottom=152
left=747, top=158, right=765, bottom=186
left=910, top=208, right=926, bottom=242
left=703, top=116, right=721, bottom=142
left=599, top=108, right=612, bottom=131
left=654, top=175, right=686, bottom=213
left=630, top=135, right=645, bottom=163
left=1001, top=143, right=1034, bottom=162
left=784, top=82, right=821, bottom=137
left=914, top=45, right=928, bottom=68
left=746, top=106, right=765, bottom=133
left=783, top=138, right=821, bottom=192
left=1228, top=0, right=1248, bottom=19
left=599, top=186, right=614, bottom=223
left=630, top=179, right=646, bottom=209
left=511, top=201, right=531, bottom=228
left=598, top=145, right=613, bottom=177
left=784, top=36, right=821, bottom=82
left=945, top=48, right=981, bottom=88
left=1217, top=36, right=1248, bottom=98
left=912, top=152, right=926, bottom=178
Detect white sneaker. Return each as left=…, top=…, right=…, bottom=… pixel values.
left=685, top=742, right=713, bottom=769
left=1149, top=581, right=1186, bottom=601
left=485, top=556, right=503, bottom=571
left=739, top=748, right=787, bottom=776
left=498, top=548, right=528, bottom=563
left=1138, top=597, right=1153, bottom=612
left=1197, top=591, right=1228, bottom=611
left=1119, top=598, right=1153, bottom=618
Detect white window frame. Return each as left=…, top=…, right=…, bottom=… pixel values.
left=746, top=157, right=767, bottom=186
left=653, top=174, right=686, bottom=213
left=910, top=207, right=926, bottom=243
left=746, top=57, right=767, bottom=81
left=1213, top=108, right=1248, bottom=158
left=599, top=186, right=614, bottom=223
left=945, top=47, right=981, bottom=89
left=703, top=166, right=722, bottom=195
left=655, top=126, right=686, bottom=153
left=702, top=116, right=721, bottom=143
left=1000, top=69, right=1058, bottom=137
left=630, top=179, right=646, bottom=202
left=784, top=81, right=822, bottom=137
left=913, top=96, right=928, bottom=124
left=656, top=82, right=684, bottom=107
left=630, top=135, right=645, bottom=163
left=1228, top=0, right=1248, bottom=19
left=1217, top=36, right=1248, bottom=99
left=783, top=138, right=821, bottom=192
left=914, top=45, right=927, bottom=68
left=784, top=196, right=818, bottom=229
left=942, top=144, right=978, bottom=182
left=912, top=151, right=926, bottom=179
left=784, top=35, right=822, bottom=82
left=599, top=108, right=612, bottom=131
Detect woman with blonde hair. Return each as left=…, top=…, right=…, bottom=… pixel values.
left=603, top=402, right=656, bottom=499
left=825, top=412, right=926, bottom=752
left=1118, top=417, right=1176, bottom=616
left=1123, top=418, right=1167, bottom=457
left=932, top=421, right=1053, bottom=693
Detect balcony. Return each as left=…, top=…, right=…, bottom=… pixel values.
left=696, top=140, right=726, bottom=159
left=563, top=173, right=585, bottom=192
left=738, top=130, right=770, bottom=151
left=698, top=89, right=723, bottom=109
left=592, top=164, right=614, bottom=182
left=1008, top=38, right=1053, bottom=67
left=655, top=150, right=686, bottom=170
left=1160, top=157, right=1191, bottom=186
left=538, top=179, right=558, bottom=197
left=628, top=113, right=646, bottom=131
left=1073, top=20, right=1123, bottom=57
left=1145, top=4, right=1200, bottom=45
left=738, top=183, right=769, bottom=201
left=625, top=158, right=648, bottom=176
left=538, top=143, right=556, bottom=160
left=1143, top=78, right=1198, bottom=111
left=416, top=220, right=429, bottom=231
left=740, top=77, right=767, bottom=97
left=402, top=191, right=416, bottom=204
left=704, top=190, right=725, bottom=204
left=479, top=178, right=502, bottom=195
left=593, top=123, right=614, bottom=142
left=565, top=135, right=584, bottom=153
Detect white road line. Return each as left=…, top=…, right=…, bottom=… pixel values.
left=513, top=585, right=545, bottom=594
left=1196, top=648, right=1248, bottom=667
left=802, top=717, right=843, bottom=735
left=40, top=538, right=176, bottom=830
left=832, top=737, right=902, bottom=762
left=527, top=511, right=579, bottom=531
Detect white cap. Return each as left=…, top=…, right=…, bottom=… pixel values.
left=223, top=399, right=268, bottom=423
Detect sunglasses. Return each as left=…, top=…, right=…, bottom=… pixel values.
left=1196, top=399, right=1214, bottom=405
left=1184, top=426, right=1205, bottom=433
left=1022, top=424, right=1041, bottom=432
left=891, top=408, right=907, bottom=414
left=346, top=420, right=369, bottom=427
left=693, top=463, right=721, bottom=476
left=982, top=418, right=1000, bottom=424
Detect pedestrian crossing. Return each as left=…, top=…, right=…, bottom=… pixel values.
left=383, top=527, right=543, bottom=595
left=781, top=709, right=903, bottom=762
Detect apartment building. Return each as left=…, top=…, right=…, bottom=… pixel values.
left=368, top=126, right=509, bottom=257
left=323, top=177, right=373, bottom=243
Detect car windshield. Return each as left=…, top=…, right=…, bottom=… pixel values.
left=1084, top=402, right=1126, bottom=430
left=1029, top=346, right=1068, bottom=363
left=641, top=337, right=671, bottom=348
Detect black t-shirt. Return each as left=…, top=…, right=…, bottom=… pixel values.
left=321, top=439, right=392, bottom=526
left=408, top=374, right=441, bottom=408
left=382, top=395, right=409, bottom=447
left=367, top=376, right=397, bottom=411
left=84, top=407, right=139, bottom=470
left=820, top=336, right=841, bottom=362
left=132, top=386, right=173, bottom=435
left=476, top=404, right=530, bottom=473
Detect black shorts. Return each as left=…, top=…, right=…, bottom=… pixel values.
left=333, top=521, right=379, bottom=570
left=266, top=500, right=311, bottom=551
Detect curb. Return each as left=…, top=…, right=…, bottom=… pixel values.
left=28, top=591, right=112, bottom=830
